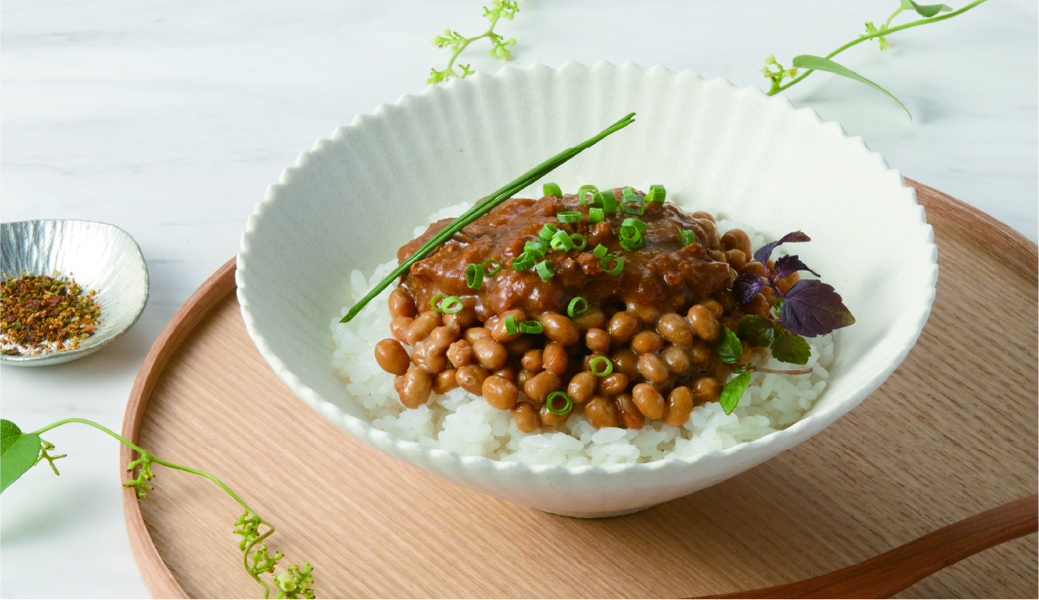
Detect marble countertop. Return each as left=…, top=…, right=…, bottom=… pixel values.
left=1, top=0, right=1035, bottom=597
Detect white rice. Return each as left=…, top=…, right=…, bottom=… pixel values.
left=330, top=202, right=834, bottom=466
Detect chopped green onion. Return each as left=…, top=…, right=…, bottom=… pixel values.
left=519, top=320, right=543, bottom=334
left=482, top=258, right=503, bottom=276
left=539, top=223, right=559, bottom=241
left=679, top=229, right=698, bottom=247
left=524, top=240, right=547, bottom=258
left=589, top=208, right=605, bottom=223
left=620, top=193, right=645, bottom=215
left=569, top=233, right=587, bottom=251
left=602, top=254, right=624, bottom=275
left=550, top=230, right=575, bottom=252
left=619, top=226, right=641, bottom=241
left=578, top=184, right=600, bottom=205
left=622, top=187, right=634, bottom=195
left=512, top=252, right=536, bottom=271
left=645, top=184, right=666, bottom=203
left=619, top=237, right=645, bottom=252
left=543, top=182, right=562, bottom=198
left=465, top=263, right=484, bottom=289
left=535, top=260, right=555, bottom=281
left=595, top=190, right=617, bottom=213
left=556, top=211, right=581, bottom=224
left=622, top=218, right=646, bottom=232
left=430, top=293, right=446, bottom=311
left=546, top=391, right=573, bottom=415
left=439, top=296, right=463, bottom=314
left=567, top=297, right=589, bottom=318
left=590, top=356, right=614, bottom=376
left=504, top=314, right=519, bottom=335
left=340, top=112, right=637, bottom=323
left=592, top=244, right=608, bottom=259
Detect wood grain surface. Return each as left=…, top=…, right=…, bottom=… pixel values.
left=120, top=180, right=1038, bottom=599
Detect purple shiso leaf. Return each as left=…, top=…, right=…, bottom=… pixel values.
left=779, top=279, right=856, bottom=337
left=732, top=273, right=768, bottom=304
left=753, top=231, right=811, bottom=265
left=773, top=254, right=820, bottom=281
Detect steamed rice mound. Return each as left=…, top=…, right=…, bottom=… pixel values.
left=330, top=202, right=835, bottom=467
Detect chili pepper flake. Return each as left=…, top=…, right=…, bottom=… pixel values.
left=0, top=273, right=103, bottom=356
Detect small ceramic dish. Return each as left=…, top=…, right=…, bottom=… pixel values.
left=237, top=62, right=937, bottom=517
left=1, top=219, right=149, bottom=366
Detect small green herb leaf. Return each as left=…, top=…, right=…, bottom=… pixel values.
left=717, top=327, right=743, bottom=365
left=770, top=325, right=811, bottom=365
left=901, top=0, right=952, bottom=18
left=720, top=370, right=752, bottom=415
left=738, top=315, right=775, bottom=348
left=1, top=419, right=42, bottom=493
left=791, top=54, right=912, bottom=119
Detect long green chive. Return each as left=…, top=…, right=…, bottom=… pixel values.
left=602, top=254, right=624, bottom=275
left=543, top=182, right=562, bottom=198
left=589, top=208, right=605, bottom=223
left=556, top=211, right=581, bottom=224
left=569, top=233, right=587, bottom=251
left=430, top=293, right=446, bottom=311
left=512, top=252, right=536, bottom=271
left=546, top=391, right=573, bottom=416
left=578, top=184, right=599, bottom=205
left=439, top=296, right=463, bottom=314
left=524, top=240, right=547, bottom=258
left=645, top=184, right=666, bottom=203
left=340, top=112, right=637, bottom=323
left=504, top=314, right=519, bottom=335
left=465, top=263, right=484, bottom=289
left=538, top=223, right=559, bottom=241
left=518, top=320, right=543, bottom=334
left=567, top=297, right=588, bottom=318
left=482, top=258, right=503, bottom=276
left=590, top=355, right=613, bottom=376
left=550, top=230, right=575, bottom=252
left=535, top=260, right=555, bottom=281
left=595, top=190, right=617, bottom=213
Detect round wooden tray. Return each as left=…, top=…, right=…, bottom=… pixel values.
left=120, top=179, right=1037, bottom=598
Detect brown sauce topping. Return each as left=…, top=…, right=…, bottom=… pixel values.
left=398, top=190, right=733, bottom=320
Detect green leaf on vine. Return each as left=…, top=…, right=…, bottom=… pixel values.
left=1, top=419, right=41, bottom=493
left=901, top=0, right=953, bottom=18
left=791, top=54, right=912, bottom=119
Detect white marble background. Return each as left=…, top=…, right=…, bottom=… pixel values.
left=1, top=0, right=1035, bottom=597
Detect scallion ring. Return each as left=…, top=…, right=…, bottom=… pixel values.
left=556, top=211, right=581, bottom=224
left=602, top=254, right=624, bottom=275
left=546, top=391, right=573, bottom=416
left=543, top=182, right=562, bottom=198
left=524, top=240, right=547, bottom=258
left=569, top=233, right=587, bottom=251
left=439, top=295, right=463, bottom=314
left=535, top=260, right=555, bottom=281
left=578, top=184, right=600, bottom=205
left=518, top=320, right=543, bottom=334
left=504, top=314, right=519, bottom=335
left=589, top=208, right=605, bottom=223
left=620, top=193, right=645, bottom=215
left=645, top=184, right=666, bottom=203
left=482, top=258, right=503, bottom=276
left=622, top=218, right=646, bottom=232
left=590, top=356, right=614, bottom=377
left=430, top=293, right=447, bottom=311
left=550, top=230, right=575, bottom=252
left=465, top=263, right=484, bottom=289
left=679, top=229, right=697, bottom=247
left=592, top=244, right=608, bottom=259
left=512, top=252, right=536, bottom=271
left=620, top=237, right=645, bottom=252
left=567, top=297, right=589, bottom=318
left=595, top=190, right=617, bottom=213
left=539, top=223, right=559, bottom=241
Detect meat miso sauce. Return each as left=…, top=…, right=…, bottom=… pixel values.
left=373, top=186, right=793, bottom=433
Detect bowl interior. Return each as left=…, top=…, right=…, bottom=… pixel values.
left=237, top=62, right=936, bottom=510
left=1, top=219, right=149, bottom=365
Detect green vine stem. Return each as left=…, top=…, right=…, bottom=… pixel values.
left=428, top=1, right=519, bottom=84
left=767, top=0, right=988, bottom=96
left=22, top=418, right=313, bottom=599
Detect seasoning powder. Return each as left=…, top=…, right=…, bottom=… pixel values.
left=0, top=273, right=102, bottom=356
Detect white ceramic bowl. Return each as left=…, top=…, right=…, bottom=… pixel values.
left=237, top=62, right=937, bottom=517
